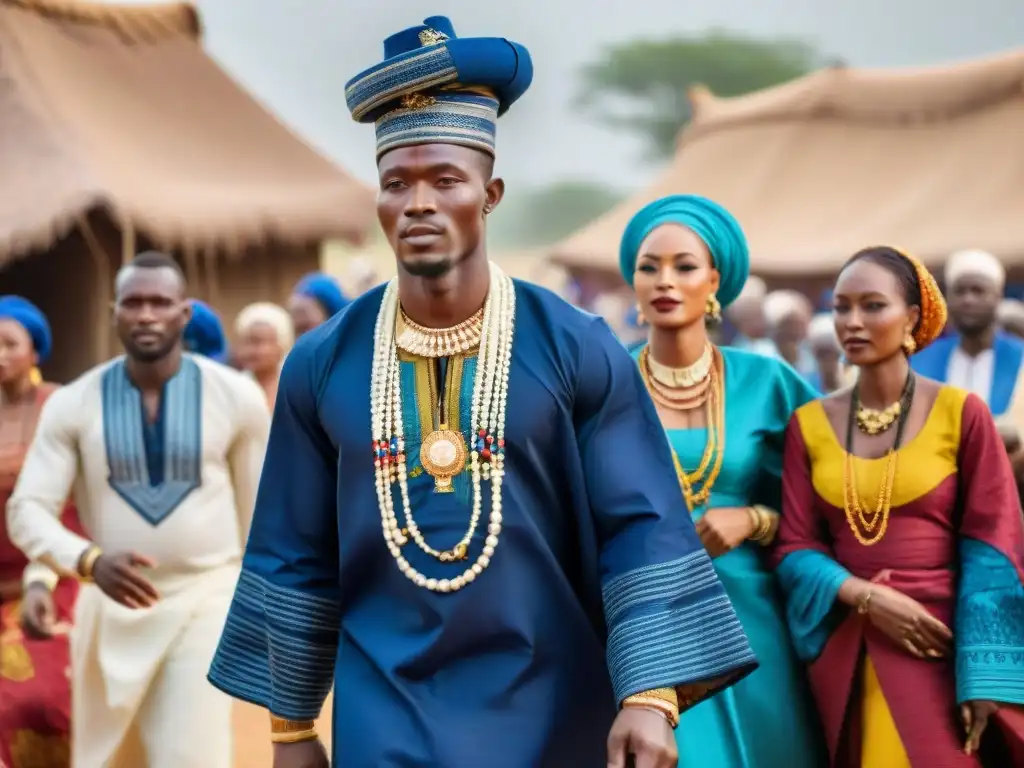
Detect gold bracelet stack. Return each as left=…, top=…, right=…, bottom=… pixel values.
left=77, top=546, right=102, bottom=582
left=621, top=687, right=680, bottom=729
left=746, top=505, right=777, bottom=546
left=270, top=715, right=318, bottom=744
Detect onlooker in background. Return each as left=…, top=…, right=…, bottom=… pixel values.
left=806, top=313, right=844, bottom=393
left=997, top=298, right=1024, bottom=340
left=234, top=302, right=294, bottom=407
left=183, top=300, right=228, bottom=363
left=288, top=272, right=349, bottom=337
left=764, top=289, right=816, bottom=378
left=725, top=275, right=774, bottom=355
left=911, top=249, right=1023, bottom=418
left=0, top=296, right=83, bottom=768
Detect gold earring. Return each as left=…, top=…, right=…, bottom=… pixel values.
left=902, top=332, right=917, bottom=355
left=635, top=303, right=647, bottom=326
left=705, top=294, right=721, bottom=322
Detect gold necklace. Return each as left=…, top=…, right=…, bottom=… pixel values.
left=639, top=346, right=726, bottom=508
left=396, top=308, right=484, bottom=358
left=856, top=401, right=902, bottom=435
left=639, top=347, right=713, bottom=411
left=646, top=344, right=713, bottom=388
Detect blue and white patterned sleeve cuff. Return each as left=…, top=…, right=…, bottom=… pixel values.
left=208, top=569, right=341, bottom=721
left=604, top=549, right=758, bottom=704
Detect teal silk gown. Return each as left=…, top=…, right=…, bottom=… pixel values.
left=639, top=346, right=828, bottom=768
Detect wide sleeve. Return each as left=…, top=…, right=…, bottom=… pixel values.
left=751, top=358, right=819, bottom=511
left=772, top=415, right=852, bottom=661
left=207, top=340, right=340, bottom=722
left=575, top=320, right=756, bottom=708
left=953, top=393, right=1024, bottom=705
left=226, top=375, right=271, bottom=542
left=5, top=387, right=92, bottom=575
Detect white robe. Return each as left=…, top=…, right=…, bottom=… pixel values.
left=5, top=354, right=269, bottom=768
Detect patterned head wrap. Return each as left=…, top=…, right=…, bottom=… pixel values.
left=344, top=16, right=533, bottom=159
left=892, top=247, right=948, bottom=352
left=619, top=195, right=750, bottom=308
left=183, top=300, right=227, bottom=362
left=0, top=296, right=51, bottom=362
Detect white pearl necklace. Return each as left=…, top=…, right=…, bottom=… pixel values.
left=370, top=263, right=515, bottom=592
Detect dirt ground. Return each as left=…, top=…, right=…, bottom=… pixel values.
left=232, top=692, right=333, bottom=767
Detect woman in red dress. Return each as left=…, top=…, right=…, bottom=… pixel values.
left=773, top=248, right=1024, bottom=767
left=0, top=296, right=83, bottom=768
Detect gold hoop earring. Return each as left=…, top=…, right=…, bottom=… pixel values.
left=635, top=303, right=647, bottom=327
left=902, top=332, right=917, bottom=355
left=705, top=294, right=722, bottom=322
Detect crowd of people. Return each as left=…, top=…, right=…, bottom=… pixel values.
left=0, top=13, right=1023, bottom=768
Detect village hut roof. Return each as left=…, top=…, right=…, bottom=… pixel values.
left=550, top=49, right=1024, bottom=277
left=0, top=0, right=376, bottom=265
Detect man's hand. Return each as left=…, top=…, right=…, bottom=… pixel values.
left=273, top=739, right=329, bottom=768
left=92, top=552, right=160, bottom=609
left=607, top=707, right=677, bottom=768
left=20, top=582, right=55, bottom=639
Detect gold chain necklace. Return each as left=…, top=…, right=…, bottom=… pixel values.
left=639, top=346, right=726, bottom=508
left=396, top=308, right=484, bottom=358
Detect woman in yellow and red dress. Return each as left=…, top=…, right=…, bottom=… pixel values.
left=773, top=247, right=1024, bottom=767
left=0, top=297, right=83, bottom=768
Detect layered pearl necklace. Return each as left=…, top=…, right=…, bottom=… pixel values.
left=371, top=263, right=515, bottom=592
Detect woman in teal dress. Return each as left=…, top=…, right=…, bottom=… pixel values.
left=620, top=195, right=827, bottom=767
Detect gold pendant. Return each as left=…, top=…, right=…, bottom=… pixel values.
left=420, top=425, right=467, bottom=493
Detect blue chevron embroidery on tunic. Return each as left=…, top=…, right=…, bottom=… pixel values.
left=102, top=357, right=203, bottom=526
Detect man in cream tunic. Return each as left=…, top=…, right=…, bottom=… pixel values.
left=6, top=252, right=269, bottom=768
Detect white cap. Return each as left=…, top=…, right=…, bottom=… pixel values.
left=945, top=249, right=1005, bottom=289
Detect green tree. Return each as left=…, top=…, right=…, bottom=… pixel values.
left=488, top=180, right=624, bottom=248
left=577, top=31, right=823, bottom=161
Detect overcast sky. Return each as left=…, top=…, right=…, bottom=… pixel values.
left=116, top=0, right=1022, bottom=192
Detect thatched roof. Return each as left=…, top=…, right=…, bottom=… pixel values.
left=0, top=0, right=376, bottom=265
left=550, top=49, right=1024, bottom=277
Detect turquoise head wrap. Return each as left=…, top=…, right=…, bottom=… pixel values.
left=618, top=194, right=750, bottom=309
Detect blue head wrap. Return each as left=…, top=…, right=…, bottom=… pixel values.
left=0, top=296, right=52, bottom=363
left=294, top=272, right=348, bottom=318
left=183, top=300, right=227, bottom=362
left=619, top=195, right=750, bottom=309
left=344, top=16, right=533, bottom=159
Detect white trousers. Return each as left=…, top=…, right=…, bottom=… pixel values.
left=71, top=569, right=235, bottom=768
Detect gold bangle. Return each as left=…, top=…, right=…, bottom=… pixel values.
left=78, top=546, right=102, bottom=582
left=857, top=589, right=873, bottom=615
left=622, top=697, right=680, bottom=728
left=745, top=507, right=762, bottom=540
left=751, top=505, right=777, bottom=545
left=271, top=729, right=318, bottom=744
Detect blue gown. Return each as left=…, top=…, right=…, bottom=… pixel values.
left=208, top=281, right=757, bottom=767
left=638, top=346, right=828, bottom=767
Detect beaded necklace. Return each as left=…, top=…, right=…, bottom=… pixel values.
left=370, top=263, right=515, bottom=592
left=842, top=372, right=915, bottom=546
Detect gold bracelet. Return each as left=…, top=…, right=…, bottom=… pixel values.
left=269, top=715, right=318, bottom=744
left=857, top=589, right=873, bottom=615
left=77, top=546, right=102, bottom=582
left=751, top=505, right=778, bottom=545
left=271, top=729, right=318, bottom=744
left=622, top=697, right=680, bottom=729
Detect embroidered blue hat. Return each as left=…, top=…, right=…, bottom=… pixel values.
left=344, top=16, right=533, bottom=159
